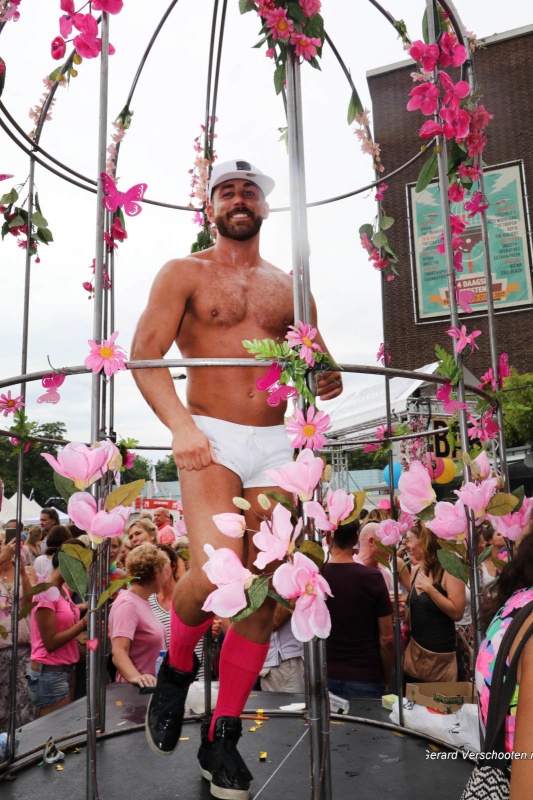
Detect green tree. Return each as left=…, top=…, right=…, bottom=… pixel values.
left=122, top=454, right=152, bottom=483
left=347, top=449, right=389, bottom=471
left=0, top=420, right=68, bottom=508
left=154, top=454, right=178, bottom=482
left=502, top=369, right=533, bottom=447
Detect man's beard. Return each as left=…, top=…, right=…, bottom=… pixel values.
left=215, top=208, right=264, bottom=241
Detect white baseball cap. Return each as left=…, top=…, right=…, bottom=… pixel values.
left=208, top=159, right=275, bottom=200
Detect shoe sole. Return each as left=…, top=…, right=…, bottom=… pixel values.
left=144, top=696, right=177, bottom=757
left=199, top=766, right=212, bottom=781
left=210, top=783, right=251, bottom=800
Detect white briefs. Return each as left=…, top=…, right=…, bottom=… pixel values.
left=191, top=415, right=293, bottom=489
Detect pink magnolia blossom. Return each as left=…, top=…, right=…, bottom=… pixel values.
left=426, top=499, right=468, bottom=540
left=41, top=441, right=113, bottom=490
left=447, top=324, right=482, bottom=354
left=456, top=286, right=475, bottom=314
left=273, top=552, right=332, bottom=642
left=286, top=321, right=322, bottom=367
left=265, top=6, right=294, bottom=41
left=0, top=391, right=24, bottom=416
left=376, top=342, right=391, bottom=366
left=435, top=381, right=468, bottom=414
left=85, top=330, right=128, bottom=376
left=253, top=503, right=302, bottom=569
left=489, top=497, right=533, bottom=542
left=467, top=410, right=500, bottom=443
left=439, top=72, right=470, bottom=109
left=264, top=448, right=323, bottom=502
left=212, top=512, right=247, bottom=538
left=67, top=491, right=130, bottom=540
left=304, top=488, right=354, bottom=532
left=455, top=478, right=498, bottom=520
left=298, top=0, right=321, bottom=16
left=409, top=41, right=439, bottom=72
left=438, top=32, right=468, bottom=68
left=291, top=32, right=322, bottom=61
left=440, top=107, right=471, bottom=140
left=407, top=82, right=440, bottom=115
left=202, top=544, right=253, bottom=618
left=473, top=450, right=492, bottom=481
left=419, top=120, right=444, bottom=139
left=398, top=460, right=436, bottom=515
left=448, top=182, right=465, bottom=203
left=375, top=518, right=407, bottom=546
left=464, top=190, right=489, bottom=217
left=285, top=406, right=331, bottom=450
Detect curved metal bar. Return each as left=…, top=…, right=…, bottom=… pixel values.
left=208, top=0, right=228, bottom=156
left=204, top=0, right=220, bottom=155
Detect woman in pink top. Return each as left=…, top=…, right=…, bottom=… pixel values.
left=28, top=542, right=88, bottom=717
left=109, top=543, right=167, bottom=688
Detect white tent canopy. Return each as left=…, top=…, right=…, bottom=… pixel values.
left=8, top=493, right=43, bottom=524
left=24, top=506, right=69, bottom=526
left=0, top=496, right=18, bottom=527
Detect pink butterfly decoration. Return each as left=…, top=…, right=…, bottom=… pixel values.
left=86, top=638, right=99, bottom=651
left=0, top=174, right=14, bottom=181
left=100, top=172, right=147, bottom=216
left=256, top=363, right=298, bottom=408
left=37, top=372, right=66, bottom=404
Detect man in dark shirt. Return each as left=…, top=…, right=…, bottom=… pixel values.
left=323, top=522, right=394, bottom=698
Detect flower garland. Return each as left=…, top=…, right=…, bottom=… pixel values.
left=0, top=0, right=21, bottom=23
left=0, top=184, right=53, bottom=261
left=189, top=120, right=217, bottom=252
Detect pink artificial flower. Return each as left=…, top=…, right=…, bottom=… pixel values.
left=449, top=214, right=466, bottom=236
left=465, top=132, right=487, bottom=158
left=375, top=183, right=388, bottom=202
left=427, top=499, right=468, bottom=540
left=447, top=324, right=482, bottom=354
left=73, top=14, right=102, bottom=59
left=468, top=410, right=500, bottom=443
left=290, top=32, right=322, bottom=61
left=298, top=0, right=321, bottom=16
left=375, top=518, right=407, bottom=546
left=91, top=0, right=124, bottom=13
left=51, top=36, right=67, bottom=60
left=489, top=497, right=533, bottom=543
left=41, top=441, right=112, bottom=490
left=202, top=544, right=253, bottom=618
left=304, top=488, right=354, bottom=532
left=59, top=0, right=75, bottom=37
left=448, top=182, right=465, bottom=203
left=212, top=512, right=247, bottom=538
left=456, top=285, right=475, bottom=314
left=264, top=448, right=323, bottom=502
left=439, top=71, right=470, bottom=109
left=265, top=6, right=294, bottom=41
left=83, top=281, right=94, bottom=294
left=286, top=321, right=322, bottom=366
left=253, top=503, right=302, bottom=569
left=478, top=367, right=496, bottom=392
left=363, top=443, right=380, bottom=453
left=67, top=491, right=130, bottom=541
left=419, top=120, right=444, bottom=139
left=469, top=105, right=493, bottom=132
left=285, top=406, right=331, bottom=450
left=84, top=330, right=128, bottom=376
left=123, top=450, right=136, bottom=469
left=440, top=106, right=471, bottom=140
left=10, top=437, right=30, bottom=453
left=435, top=381, right=468, bottom=414
left=360, top=232, right=373, bottom=252
left=255, top=363, right=298, bottom=408
left=0, top=391, right=24, bottom=416
left=407, top=82, right=440, bottom=115
left=455, top=478, right=498, bottom=520
left=104, top=232, right=117, bottom=249
left=464, top=190, right=489, bottom=217
left=272, top=552, right=332, bottom=642
left=376, top=342, right=391, bottom=366
left=458, top=163, right=482, bottom=182
left=398, top=459, right=436, bottom=515
left=409, top=40, right=440, bottom=72
left=438, top=32, right=468, bottom=68
left=110, top=217, right=127, bottom=241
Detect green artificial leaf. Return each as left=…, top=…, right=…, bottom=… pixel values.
left=34, top=192, right=42, bottom=214
left=372, top=231, right=388, bottom=248
left=512, top=485, right=525, bottom=512
left=462, top=451, right=472, bottom=467
left=36, top=227, right=53, bottom=244
left=393, top=19, right=408, bottom=42
left=264, top=490, right=298, bottom=518
left=106, top=479, right=145, bottom=510
left=415, top=151, right=438, bottom=193
left=17, top=602, right=37, bottom=621
left=347, top=87, right=364, bottom=125
left=359, top=223, right=374, bottom=239
left=116, top=104, right=134, bottom=129
left=63, top=542, right=94, bottom=570
left=58, top=551, right=88, bottom=598
left=380, top=215, right=395, bottom=231
left=231, top=576, right=270, bottom=623
left=422, top=3, right=444, bottom=45
left=447, top=428, right=458, bottom=459
left=267, top=589, right=293, bottom=612
left=374, top=552, right=392, bottom=569
left=438, top=539, right=466, bottom=557
left=383, top=240, right=399, bottom=261
left=0, top=188, right=18, bottom=205
left=486, top=492, right=519, bottom=517
left=8, top=214, right=24, bottom=228
left=31, top=211, right=48, bottom=228
left=288, top=1, right=306, bottom=23
left=273, top=63, right=286, bottom=96
left=0, top=625, right=8, bottom=640
left=437, top=549, right=469, bottom=583
left=0, top=58, right=5, bottom=98
left=97, top=576, right=134, bottom=608
left=297, top=540, right=325, bottom=568
left=340, top=491, right=367, bottom=526
left=239, top=0, right=256, bottom=12
left=477, top=546, right=493, bottom=565
left=54, top=472, right=78, bottom=505
left=417, top=503, right=436, bottom=521
left=24, top=581, right=55, bottom=598
left=49, top=67, right=63, bottom=82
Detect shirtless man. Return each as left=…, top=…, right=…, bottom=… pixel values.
left=131, top=159, right=342, bottom=800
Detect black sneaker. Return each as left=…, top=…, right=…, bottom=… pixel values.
left=145, top=651, right=199, bottom=756
left=206, top=716, right=253, bottom=800
left=197, top=719, right=215, bottom=781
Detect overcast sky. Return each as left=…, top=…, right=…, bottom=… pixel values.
left=1, top=1, right=531, bottom=465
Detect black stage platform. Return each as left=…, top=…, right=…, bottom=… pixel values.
left=1, top=685, right=473, bottom=799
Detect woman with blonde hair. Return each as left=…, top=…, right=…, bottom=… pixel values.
left=125, top=517, right=158, bottom=549
left=26, top=526, right=43, bottom=561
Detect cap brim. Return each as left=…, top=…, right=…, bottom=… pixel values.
left=209, top=171, right=275, bottom=199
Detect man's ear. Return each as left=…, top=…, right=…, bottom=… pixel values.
left=262, top=201, right=270, bottom=220
left=206, top=200, right=215, bottom=224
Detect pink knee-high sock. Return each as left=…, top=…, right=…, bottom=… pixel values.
left=209, top=629, right=269, bottom=740
left=168, top=605, right=212, bottom=673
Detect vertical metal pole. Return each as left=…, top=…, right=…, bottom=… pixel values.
left=425, top=0, right=483, bottom=655
left=6, top=457, right=24, bottom=765
left=286, top=49, right=331, bottom=800
left=86, top=12, right=110, bottom=800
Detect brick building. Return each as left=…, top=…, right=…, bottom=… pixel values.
left=367, top=25, right=533, bottom=376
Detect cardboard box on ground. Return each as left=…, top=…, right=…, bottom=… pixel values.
left=405, top=682, right=478, bottom=714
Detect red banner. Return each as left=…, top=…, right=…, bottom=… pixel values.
left=134, top=498, right=180, bottom=511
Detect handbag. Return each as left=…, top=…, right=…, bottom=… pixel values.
left=403, top=636, right=457, bottom=683
left=460, top=599, right=533, bottom=799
